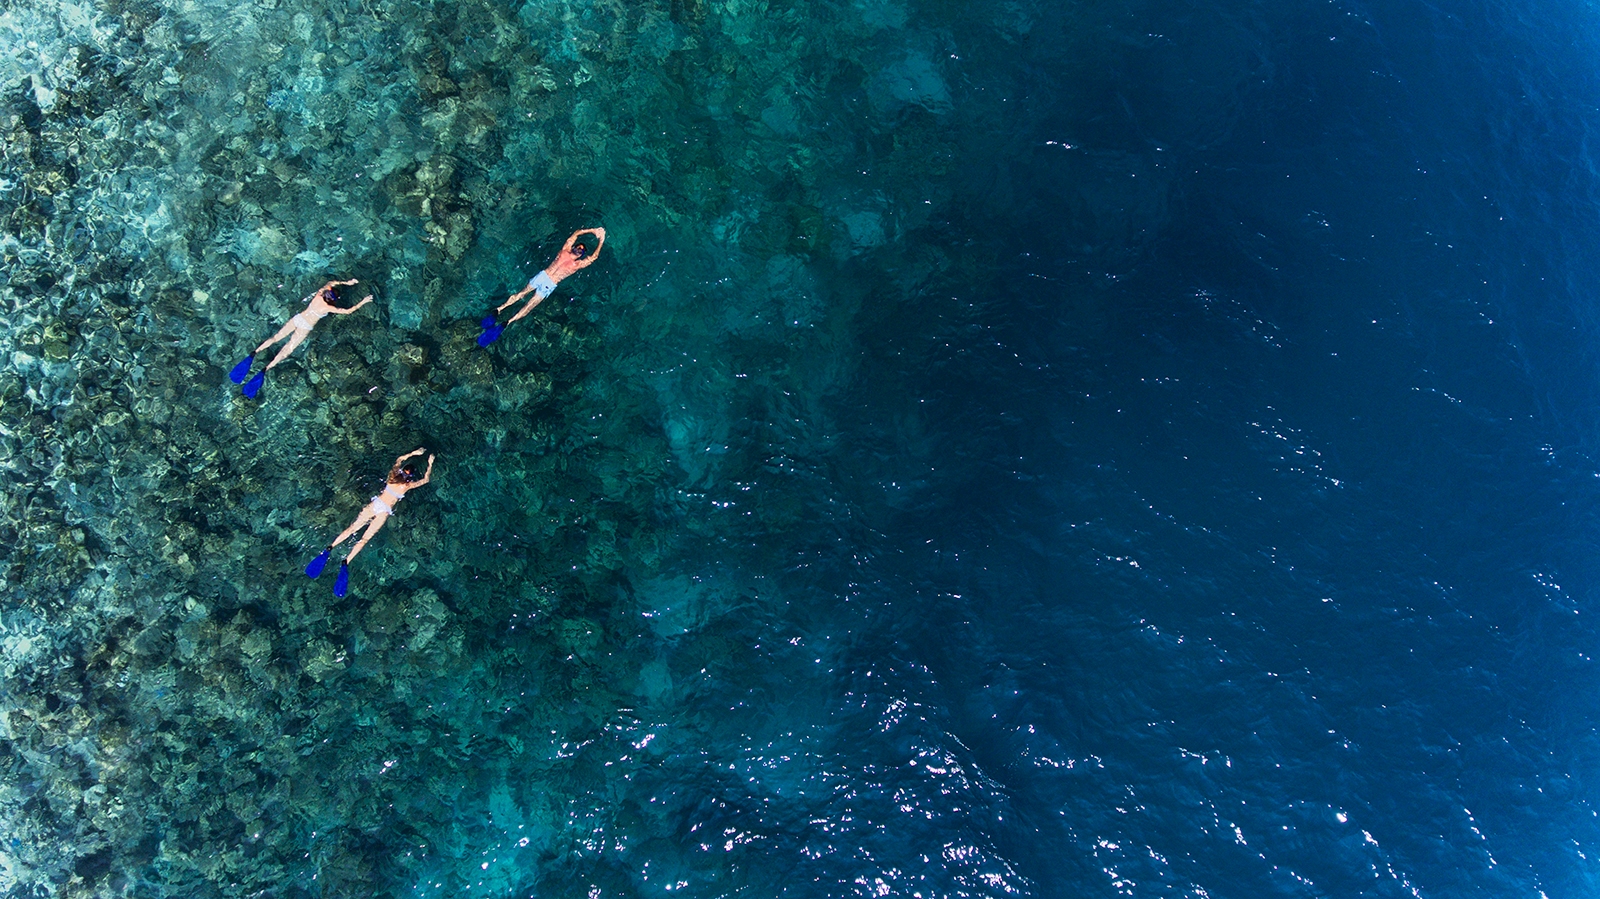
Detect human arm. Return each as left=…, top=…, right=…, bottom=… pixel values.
left=331, top=294, right=374, bottom=314
left=565, top=228, right=606, bottom=272
left=412, top=454, right=435, bottom=488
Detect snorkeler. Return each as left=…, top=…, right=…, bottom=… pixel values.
left=305, top=448, right=435, bottom=598
left=230, top=279, right=374, bottom=397
left=477, top=227, right=606, bottom=346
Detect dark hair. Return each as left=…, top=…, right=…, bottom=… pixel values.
left=325, top=285, right=346, bottom=306
left=572, top=242, right=591, bottom=258
left=396, top=460, right=423, bottom=483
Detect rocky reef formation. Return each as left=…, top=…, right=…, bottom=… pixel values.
left=0, top=0, right=987, bottom=894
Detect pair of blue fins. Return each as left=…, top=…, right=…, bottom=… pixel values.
left=477, top=312, right=505, bottom=346
left=303, top=548, right=348, bottom=598
left=228, top=355, right=268, bottom=397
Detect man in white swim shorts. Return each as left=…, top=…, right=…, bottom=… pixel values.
left=479, top=228, right=606, bottom=346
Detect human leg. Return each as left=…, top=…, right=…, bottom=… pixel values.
left=331, top=507, right=376, bottom=548
left=264, top=328, right=310, bottom=370
left=310, top=505, right=370, bottom=578
left=254, top=321, right=298, bottom=356
left=343, top=514, right=388, bottom=563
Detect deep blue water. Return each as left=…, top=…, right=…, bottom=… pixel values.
left=879, top=1, right=1600, bottom=893
left=3, top=0, right=1600, bottom=895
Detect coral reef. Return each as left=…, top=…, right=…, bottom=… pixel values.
left=0, top=0, right=980, bottom=894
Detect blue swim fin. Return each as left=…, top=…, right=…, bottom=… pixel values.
left=242, top=371, right=265, bottom=398
left=229, top=354, right=255, bottom=384
left=481, top=314, right=498, bottom=329
left=305, top=548, right=330, bottom=579
left=333, top=562, right=350, bottom=598
left=477, top=325, right=503, bottom=347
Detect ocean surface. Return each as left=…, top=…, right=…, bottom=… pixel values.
left=3, top=0, right=1599, bottom=895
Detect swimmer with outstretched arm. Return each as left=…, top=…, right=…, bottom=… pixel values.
left=305, top=448, right=434, bottom=598
left=230, top=279, right=373, bottom=397
left=478, top=228, right=606, bottom=346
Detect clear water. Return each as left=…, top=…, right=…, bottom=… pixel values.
left=3, top=0, right=1599, bottom=895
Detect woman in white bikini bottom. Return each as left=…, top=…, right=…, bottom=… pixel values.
left=326, top=448, right=434, bottom=564
left=478, top=228, right=606, bottom=346
left=254, top=279, right=372, bottom=370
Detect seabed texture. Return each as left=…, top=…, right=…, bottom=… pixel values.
left=0, top=0, right=1002, bottom=894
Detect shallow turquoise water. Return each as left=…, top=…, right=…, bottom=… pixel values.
left=4, top=0, right=1600, bottom=896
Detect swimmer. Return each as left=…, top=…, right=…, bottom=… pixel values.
left=230, top=279, right=373, bottom=397
left=478, top=228, right=606, bottom=346
left=305, top=448, right=435, bottom=598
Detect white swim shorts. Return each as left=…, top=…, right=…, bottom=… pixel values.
left=527, top=270, right=558, bottom=299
